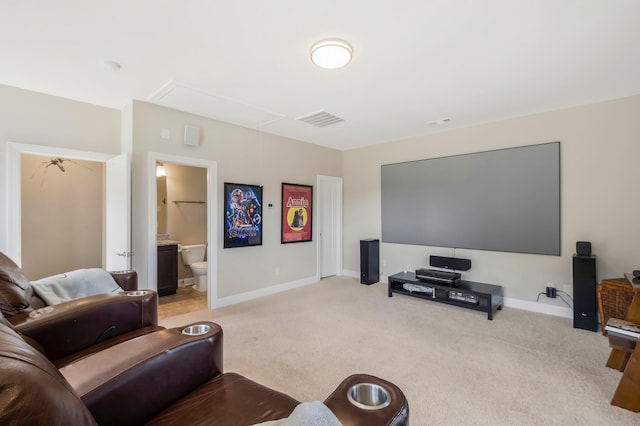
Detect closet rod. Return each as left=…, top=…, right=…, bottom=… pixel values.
left=172, top=200, right=206, bottom=204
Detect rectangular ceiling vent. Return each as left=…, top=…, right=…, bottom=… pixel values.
left=296, top=110, right=344, bottom=127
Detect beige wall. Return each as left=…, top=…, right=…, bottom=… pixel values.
left=130, top=100, right=343, bottom=297
left=20, top=154, right=104, bottom=279
left=343, top=95, right=640, bottom=306
left=164, top=163, right=208, bottom=245
left=0, top=85, right=342, bottom=299
left=0, top=84, right=120, bottom=152
left=0, top=84, right=120, bottom=260
left=4, top=81, right=639, bottom=309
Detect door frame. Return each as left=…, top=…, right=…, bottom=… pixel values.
left=147, top=152, right=218, bottom=309
left=316, top=175, right=343, bottom=279
left=4, top=142, right=123, bottom=268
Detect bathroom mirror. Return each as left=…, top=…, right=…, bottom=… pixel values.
left=156, top=162, right=167, bottom=235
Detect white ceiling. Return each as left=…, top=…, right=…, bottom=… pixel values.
left=1, top=1, right=639, bottom=151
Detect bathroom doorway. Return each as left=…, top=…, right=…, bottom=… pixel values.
left=148, top=153, right=218, bottom=310
left=158, top=162, right=207, bottom=289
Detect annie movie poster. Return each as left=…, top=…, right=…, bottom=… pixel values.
left=281, top=183, right=312, bottom=244
left=224, top=183, right=262, bottom=248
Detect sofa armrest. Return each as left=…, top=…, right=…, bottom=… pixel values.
left=324, top=374, right=409, bottom=426
left=60, top=321, right=223, bottom=426
left=11, top=290, right=158, bottom=361
left=109, top=270, right=138, bottom=291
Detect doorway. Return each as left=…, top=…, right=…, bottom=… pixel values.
left=317, top=175, right=343, bottom=278
left=21, top=154, right=103, bottom=279
left=158, top=162, right=207, bottom=290
left=147, top=153, right=218, bottom=309
left=5, top=142, right=130, bottom=271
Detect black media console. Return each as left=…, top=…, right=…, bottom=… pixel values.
left=388, top=271, right=503, bottom=320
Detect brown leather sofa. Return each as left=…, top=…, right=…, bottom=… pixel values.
left=0, top=251, right=139, bottom=314
left=0, top=252, right=409, bottom=424
left=0, top=314, right=409, bottom=425
left=0, top=251, right=159, bottom=366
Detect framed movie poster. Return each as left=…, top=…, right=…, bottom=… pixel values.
left=224, top=182, right=263, bottom=248
left=281, top=183, right=313, bottom=244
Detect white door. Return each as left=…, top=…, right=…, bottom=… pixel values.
left=105, top=154, right=131, bottom=270
left=319, top=176, right=342, bottom=278
left=320, top=182, right=337, bottom=277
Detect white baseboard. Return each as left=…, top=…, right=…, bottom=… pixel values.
left=503, top=297, right=573, bottom=318
left=344, top=270, right=573, bottom=319
left=216, top=271, right=573, bottom=319
left=343, top=269, right=359, bottom=279
left=179, top=277, right=195, bottom=287
left=217, top=275, right=320, bottom=308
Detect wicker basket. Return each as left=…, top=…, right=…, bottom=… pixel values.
left=598, top=278, right=634, bottom=336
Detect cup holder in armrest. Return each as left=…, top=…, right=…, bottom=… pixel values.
left=125, top=290, right=149, bottom=297
left=347, top=383, right=391, bottom=410
left=182, top=324, right=212, bottom=336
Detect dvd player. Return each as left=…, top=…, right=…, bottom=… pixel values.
left=415, top=268, right=461, bottom=285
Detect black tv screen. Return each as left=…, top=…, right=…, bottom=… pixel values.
left=381, top=142, right=560, bottom=256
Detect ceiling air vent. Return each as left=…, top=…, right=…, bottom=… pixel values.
left=296, top=110, right=344, bottom=127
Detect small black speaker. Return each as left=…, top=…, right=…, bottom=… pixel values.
left=429, top=255, right=471, bottom=271
left=576, top=241, right=592, bottom=257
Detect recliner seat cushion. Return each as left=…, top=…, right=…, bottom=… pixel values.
left=0, top=252, right=31, bottom=318
left=52, top=325, right=165, bottom=368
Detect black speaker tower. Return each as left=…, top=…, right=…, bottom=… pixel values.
left=572, top=255, right=597, bottom=332
left=360, top=239, right=379, bottom=285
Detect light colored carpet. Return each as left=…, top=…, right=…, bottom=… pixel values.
left=159, top=276, right=638, bottom=425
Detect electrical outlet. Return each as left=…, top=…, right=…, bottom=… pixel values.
left=546, top=286, right=557, bottom=298
left=275, top=267, right=280, bottom=276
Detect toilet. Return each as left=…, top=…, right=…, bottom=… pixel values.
left=180, top=244, right=208, bottom=292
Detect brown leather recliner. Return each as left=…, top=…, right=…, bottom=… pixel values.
left=0, top=251, right=160, bottom=366
left=0, top=316, right=409, bottom=425
left=0, top=251, right=139, bottom=314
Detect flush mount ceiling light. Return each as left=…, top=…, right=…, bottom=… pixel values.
left=310, top=39, right=353, bottom=69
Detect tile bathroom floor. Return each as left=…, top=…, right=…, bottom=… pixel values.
left=158, top=285, right=207, bottom=319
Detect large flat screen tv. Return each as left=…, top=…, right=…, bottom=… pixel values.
left=381, top=142, right=560, bottom=256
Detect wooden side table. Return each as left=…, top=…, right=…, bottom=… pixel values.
left=608, top=286, right=640, bottom=411
left=598, top=278, right=634, bottom=336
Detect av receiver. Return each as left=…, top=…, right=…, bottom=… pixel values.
left=415, top=268, right=461, bottom=285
